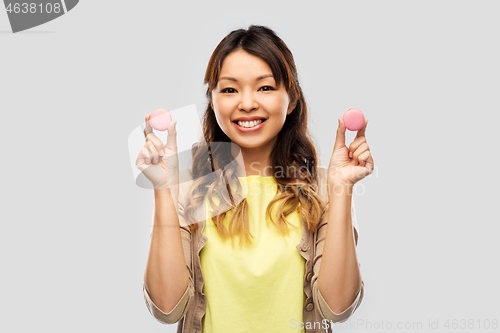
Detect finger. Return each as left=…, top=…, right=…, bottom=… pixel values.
left=357, top=150, right=371, bottom=168
left=165, top=119, right=178, bottom=153
left=352, top=142, right=369, bottom=164
left=140, top=146, right=152, bottom=165
left=146, top=141, right=160, bottom=165
left=355, top=118, right=368, bottom=139
left=334, top=117, right=346, bottom=150
left=145, top=132, right=165, bottom=157
left=143, top=114, right=154, bottom=138
left=348, top=137, right=367, bottom=158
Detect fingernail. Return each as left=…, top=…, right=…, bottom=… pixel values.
left=349, top=151, right=353, bottom=158
left=160, top=149, right=165, bottom=156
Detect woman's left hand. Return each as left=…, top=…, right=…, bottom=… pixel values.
left=328, top=117, right=374, bottom=186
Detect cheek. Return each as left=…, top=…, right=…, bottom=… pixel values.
left=216, top=100, right=232, bottom=112
left=213, top=101, right=236, bottom=127
left=271, top=93, right=290, bottom=109
left=220, top=96, right=239, bottom=110
left=213, top=94, right=232, bottom=112
left=213, top=109, right=232, bottom=133
left=213, top=111, right=226, bottom=128
left=271, top=95, right=291, bottom=117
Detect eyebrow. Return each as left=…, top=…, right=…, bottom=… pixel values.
left=218, top=74, right=274, bottom=82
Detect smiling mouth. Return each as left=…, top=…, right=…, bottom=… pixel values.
left=233, top=119, right=267, bottom=128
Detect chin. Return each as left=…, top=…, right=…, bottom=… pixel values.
left=233, top=142, right=260, bottom=149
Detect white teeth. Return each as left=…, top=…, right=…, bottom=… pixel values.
left=237, top=119, right=263, bottom=128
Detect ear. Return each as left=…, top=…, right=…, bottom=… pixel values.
left=287, top=97, right=297, bottom=115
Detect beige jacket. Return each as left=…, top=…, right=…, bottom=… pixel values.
left=143, top=166, right=364, bottom=333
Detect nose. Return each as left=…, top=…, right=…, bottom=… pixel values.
left=238, top=90, right=258, bottom=112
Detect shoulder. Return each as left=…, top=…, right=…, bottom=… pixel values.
left=314, top=166, right=329, bottom=203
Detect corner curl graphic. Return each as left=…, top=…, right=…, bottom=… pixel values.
left=4, top=0, right=79, bottom=33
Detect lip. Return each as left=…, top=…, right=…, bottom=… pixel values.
left=232, top=119, right=267, bottom=133
left=233, top=116, right=267, bottom=122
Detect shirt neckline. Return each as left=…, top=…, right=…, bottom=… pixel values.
left=237, top=175, right=276, bottom=183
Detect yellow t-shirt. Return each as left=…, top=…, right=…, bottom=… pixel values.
left=200, top=175, right=306, bottom=332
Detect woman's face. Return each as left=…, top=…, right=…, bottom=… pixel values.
left=211, top=49, right=296, bottom=151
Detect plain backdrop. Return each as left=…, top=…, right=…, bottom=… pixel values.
left=1, top=1, right=498, bottom=332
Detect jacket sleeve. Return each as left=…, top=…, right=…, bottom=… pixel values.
left=143, top=188, right=196, bottom=324
left=143, top=276, right=194, bottom=324
left=311, top=183, right=364, bottom=323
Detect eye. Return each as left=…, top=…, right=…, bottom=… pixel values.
left=259, top=86, right=275, bottom=92
left=221, top=87, right=237, bottom=93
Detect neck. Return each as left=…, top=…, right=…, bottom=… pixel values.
left=231, top=138, right=276, bottom=177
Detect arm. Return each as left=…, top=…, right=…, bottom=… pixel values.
left=312, top=180, right=364, bottom=323
left=143, top=187, right=194, bottom=324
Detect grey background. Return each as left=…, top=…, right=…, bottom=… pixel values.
left=1, top=1, right=498, bottom=332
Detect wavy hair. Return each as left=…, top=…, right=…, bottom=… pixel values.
left=184, top=25, right=326, bottom=247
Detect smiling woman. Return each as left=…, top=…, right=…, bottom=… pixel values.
left=140, top=24, right=371, bottom=333
left=211, top=49, right=296, bottom=156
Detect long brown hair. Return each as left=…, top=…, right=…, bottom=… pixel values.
left=184, top=25, right=326, bottom=247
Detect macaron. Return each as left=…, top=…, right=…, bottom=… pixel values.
left=149, top=108, right=172, bottom=131
left=343, top=108, right=365, bottom=131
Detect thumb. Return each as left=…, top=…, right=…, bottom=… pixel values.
left=164, top=119, right=178, bottom=153
left=333, top=117, right=346, bottom=150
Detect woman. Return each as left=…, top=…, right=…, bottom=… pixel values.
left=137, top=25, right=374, bottom=333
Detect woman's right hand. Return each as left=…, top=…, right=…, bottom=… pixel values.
left=136, top=114, right=179, bottom=191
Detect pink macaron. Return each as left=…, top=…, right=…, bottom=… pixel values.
left=149, top=108, right=172, bottom=131
left=343, top=108, right=365, bottom=131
